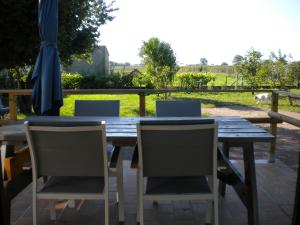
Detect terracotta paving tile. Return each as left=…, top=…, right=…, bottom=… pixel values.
left=10, top=155, right=296, bottom=225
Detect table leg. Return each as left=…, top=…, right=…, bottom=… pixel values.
left=219, top=142, right=230, bottom=197
left=292, top=152, right=300, bottom=225
left=243, top=143, right=259, bottom=225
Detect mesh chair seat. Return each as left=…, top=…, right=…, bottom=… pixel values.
left=145, top=176, right=210, bottom=195
left=40, top=176, right=105, bottom=194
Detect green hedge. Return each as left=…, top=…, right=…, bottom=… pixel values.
left=174, top=72, right=215, bottom=89
left=61, top=72, right=137, bottom=89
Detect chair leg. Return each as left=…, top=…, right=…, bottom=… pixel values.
left=105, top=197, right=109, bottom=225
left=49, top=200, right=56, bottom=220
left=138, top=171, right=144, bottom=225
left=32, top=194, right=37, bottom=225
left=136, top=170, right=140, bottom=223
left=117, top=157, right=125, bottom=222
left=214, top=195, right=219, bottom=225
left=138, top=193, right=144, bottom=225
left=205, top=201, right=213, bottom=225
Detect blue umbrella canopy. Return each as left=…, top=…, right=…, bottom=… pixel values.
left=32, top=0, right=63, bottom=115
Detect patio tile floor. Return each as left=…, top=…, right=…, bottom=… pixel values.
left=10, top=150, right=296, bottom=225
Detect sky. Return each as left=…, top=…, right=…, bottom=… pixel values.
left=99, top=0, right=300, bottom=65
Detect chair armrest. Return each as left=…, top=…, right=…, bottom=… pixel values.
left=109, top=146, right=121, bottom=169
left=130, top=144, right=139, bottom=169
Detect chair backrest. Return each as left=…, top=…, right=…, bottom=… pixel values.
left=137, top=119, right=217, bottom=177
left=156, top=100, right=201, bottom=117
left=25, top=121, right=108, bottom=178
left=74, top=100, right=120, bottom=116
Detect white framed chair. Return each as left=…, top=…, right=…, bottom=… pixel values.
left=25, top=121, right=110, bottom=225
left=156, top=99, right=201, bottom=117
left=74, top=99, right=124, bottom=222
left=135, top=119, right=219, bottom=225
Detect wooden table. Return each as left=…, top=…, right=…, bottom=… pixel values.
left=0, top=116, right=274, bottom=225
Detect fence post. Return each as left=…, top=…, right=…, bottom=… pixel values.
left=8, top=92, right=17, bottom=120
left=139, top=92, right=146, bottom=116
left=269, top=91, right=279, bottom=163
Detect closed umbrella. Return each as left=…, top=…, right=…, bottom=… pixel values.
left=32, top=0, right=63, bottom=116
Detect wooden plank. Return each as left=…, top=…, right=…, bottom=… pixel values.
left=243, top=143, right=259, bottom=225
left=107, top=124, right=260, bottom=129
left=0, top=117, right=275, bottom=143
left=275, top=90, right=300, bottom=99
left=219, top=124, right=258, bottom=129
left=0, top=88, right=293, bottom=96
left=244, top=117, right=282, bottom=124
left=107, top=129, right=136, bottom=133
left=218, top=129, right=269, bottom=133
left=8, top=93, right=17, bottom=120
left=106, top=128, right=269, bottom=134
left=269, top=92, right=279, bottom=162
left=268, top=111, right=300, bottom=128
left=4, top=147, right=30, bottom=181
left=139, top=93, right=146, bottom=116
left=218, top=132, right=274, bottom=138
left=219, top=143, right=230, bottom=197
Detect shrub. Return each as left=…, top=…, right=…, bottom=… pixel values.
left=61, top=72, right=83, bottom=89
left=80, top=75, right=99, bottom=89
left=61, top=71, right=150, bottom=89
left=120, top=73, right=134, bottom=88
left=132, top=72, right=154, bottom=88
left=175, top=72, right=215, bottom=88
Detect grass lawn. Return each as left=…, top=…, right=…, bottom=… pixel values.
left=15, top=89, right=299, bottom=119
left=58, top=89, right=300, bottom=117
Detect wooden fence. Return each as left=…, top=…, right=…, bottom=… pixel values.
left=0, top=88, right=278, bottom=119
left=0, top=88, right=291, bottom=162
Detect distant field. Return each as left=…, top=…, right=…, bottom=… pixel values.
left=112, top=65, right=238, bottom=87
left=113, top=65, right=235, bottom=75
left=207, top=73, right=237, bottom=86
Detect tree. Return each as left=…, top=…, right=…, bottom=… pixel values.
left=232, top=55, right=243, bottom=65
left=266, top=50, right=291, bottom=87
left=0, top=0, right=116, bottom=70
left=0, top=0, right=116, bottom=113
left=232, top=55, right=244, bottom=87
left=221, top=62, right=228, bottom=66
left=139, top=37, right=179, bottom=89
left=239, top=48, right=263, bottom=87
left=200, top=58, right=208, bottom=65
left=289, top=61, right=300, bottom=87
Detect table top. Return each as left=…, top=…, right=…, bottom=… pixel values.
left=0, top=116, right=274, bottom=143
